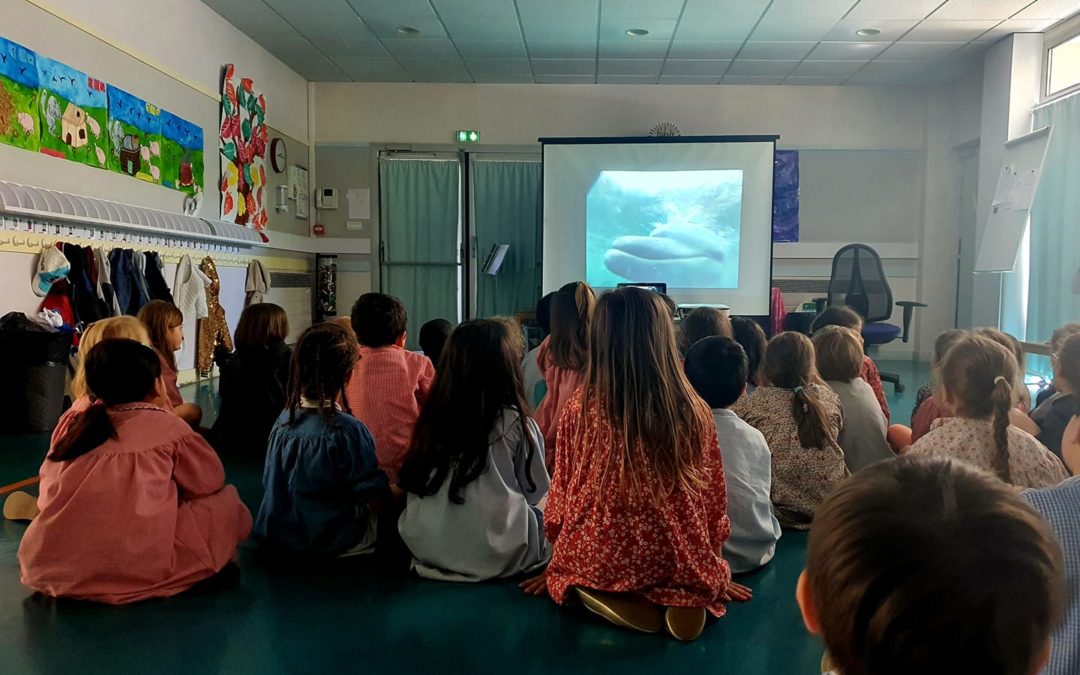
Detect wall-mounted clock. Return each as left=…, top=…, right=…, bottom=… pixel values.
left=270, top=138, right=287, bottom=173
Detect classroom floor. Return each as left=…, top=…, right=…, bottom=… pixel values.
left=0, top=360, right=929, bottom=675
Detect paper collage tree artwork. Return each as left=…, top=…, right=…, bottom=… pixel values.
left=0, top=37, right=40, bottom=153
left=219, top=64, right=268, bottom=229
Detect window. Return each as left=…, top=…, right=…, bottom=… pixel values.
left=1047, top=34, right=1080, bottom=96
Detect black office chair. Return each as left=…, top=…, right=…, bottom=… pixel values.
left=821, top=244, right=926, bottom=393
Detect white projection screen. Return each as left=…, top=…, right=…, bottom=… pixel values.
left=542, top=136, right=776, bottom=314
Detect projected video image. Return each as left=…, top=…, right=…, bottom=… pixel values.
left=586, top=170, right=743, bottom=289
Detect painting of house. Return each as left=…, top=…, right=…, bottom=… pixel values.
left=120, top=133, right=140, bottom=176
left=61, top=102, right=87, bottom=149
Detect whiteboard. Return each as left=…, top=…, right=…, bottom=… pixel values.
left=976, top=126, right=1052, bottom=272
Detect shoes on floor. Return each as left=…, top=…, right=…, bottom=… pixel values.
left=575, top=587, right=664, bottom=634
left=664, top=606, right=707, bottom=641
left=3, top=491, right=39, bottom=522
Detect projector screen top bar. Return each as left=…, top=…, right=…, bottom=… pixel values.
left=538, top=135, right=780, bottom=145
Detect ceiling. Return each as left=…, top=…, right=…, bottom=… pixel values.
left=201, top=0, right=1080, bottom=86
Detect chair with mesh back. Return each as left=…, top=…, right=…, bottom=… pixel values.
left=823, top=244, right=926, bottom=393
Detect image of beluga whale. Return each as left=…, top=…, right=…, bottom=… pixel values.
left=586, top=170, right=743, bottom=289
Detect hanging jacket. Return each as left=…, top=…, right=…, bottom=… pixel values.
left=64, top=244, right=109, bottom=326
left=196, top=256, right=232, bottom=376
left=130, top=249, right=153, bottom=310
left=173, top=255, right=211, bottom=322
left=245, top=259, right=271, bottom=307
left=143, top=252, right=174, bottom=303
left=95, top=248, right=121, bottom=317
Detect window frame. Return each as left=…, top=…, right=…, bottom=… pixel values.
left=1042, top=13, right=1080, bottom=103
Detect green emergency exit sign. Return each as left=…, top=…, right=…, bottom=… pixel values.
left=456, top=130, right=480, bottom=143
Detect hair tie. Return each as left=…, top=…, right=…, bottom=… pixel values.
left=994, top=376, right=1010, bottom=387
left=792, top=385, right=805, bottom=394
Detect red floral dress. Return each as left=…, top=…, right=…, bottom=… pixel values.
left=544, top=390, right=733, bottom=616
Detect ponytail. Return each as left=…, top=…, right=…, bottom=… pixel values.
left=990, top=375, right=1013, bottom=483
left=793, top=385, right=834, bottom=450
left=49, top=402, right=116, bottom=462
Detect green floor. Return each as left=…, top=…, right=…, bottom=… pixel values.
left=0, top=360, right=930, bottom=674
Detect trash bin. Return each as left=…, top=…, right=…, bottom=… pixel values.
left=0, top=312, right=73, bottom=435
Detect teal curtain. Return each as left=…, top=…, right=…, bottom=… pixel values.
left=1029, top=98, right=1080, bottom=344
left=379, top=159, right=461, bottom=348
left=472, top=160, right=542, bottom=318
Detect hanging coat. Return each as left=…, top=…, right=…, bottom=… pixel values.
left=244, top=259, right=271, bottom=307
left=173, top=255, right=211, bottom=322
left=196, top=256, right=233, bottom=376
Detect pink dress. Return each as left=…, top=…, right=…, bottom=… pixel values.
left=51, top=395, right=91, bottom=448
left=544, top=390, right=732, bottom=616
left=19, top=404, right=252, bottom=604
left=534, top=338, right=586, bottom=467
left=342, top=345, right=435, bottom=484
left=157, top=350, right=184, bottom=407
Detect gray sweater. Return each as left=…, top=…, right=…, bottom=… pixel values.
left=827, top=379, right=894, bottom=472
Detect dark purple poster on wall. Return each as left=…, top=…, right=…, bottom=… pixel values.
left=773, top=150, right=800, bottom=242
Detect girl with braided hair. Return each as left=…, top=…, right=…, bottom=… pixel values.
left=254, top=321, right=389, bottom=557
left=909, top=334, right=1067, bottom=488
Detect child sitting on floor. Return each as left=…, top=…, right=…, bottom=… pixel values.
left=522, top=287, right=749, bottom=642
left=813, top=326, right=893, bottom=472
left=211, top=303, right=292, bottom=459
left=733, top=332, right=848, bottom=529
left=1034, top=333, right=1080, bottom=462
left=255, top=322, right=389, bottom=557
left=137, top=300, right=202, bottom=426
left=799, top=456, right=1063, bottom=675
left=522, top=292, right=554, bottom=409
left=684, top=336, right=781, bottom=573
left=398, top=318, right=550, bottom=582
left=910, top=328, right=967, bottom=429
left=811, top=306, right=890, bottom=423
left=679, top=307, right=732, bottom=355
left=731, top=316, right=768, bottom=392
left=909, top=335, right=1067, bottom=489
left=18, top=339, right=251, bottom=604
left=1036, top=322, right=1080, bottom=407
left=418, top=318, right=453, bottom=371
left=535, top=281, right=595, bottom=466
left=343, top=293, right=435, bottom=485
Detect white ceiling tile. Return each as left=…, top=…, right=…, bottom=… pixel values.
left=658, top=75, right=721, bottom=84
left=430, top=0, right=518, bottom=18
left=824, top=18, right=918, bottom=41
left=598, top=59, right=664, bottom=76
left=598, top=40, right=672, bottom=58
left=661, top=59, right=733, bottom=76
left=721, top=75, right=785, bottom=84
left=601, top=0, right=685, bottom=19
left=397, top=57, right=473, bottom=83
left=332, top=56, right=411, bottom=82
left=440, top=16, right=522, bottom=41
left=320, top=38, right=390, bottom=58
left=345, top=0, right=438, bottom=18
left=931, top=0, right=1033, bottom=20
left=681, top=0, right=772, bottom=21
left=531, top=58, right=597, bottom=75
left=790, top=60, right=865, bottom=77
left=383, top=39, right=461, bottom=59
left=526, top=41, right=597, bottom=59
left=517, top=0, right=599, bottom=19
left=751, top=18, right=843, bottom=41
left=521, top=18, right=598, bottom=42
left=806, top=41, right=890, bottom=60
left=763, top=0, right=859, bottom=19
left=667, top=41, right=743, bottom=59
left=599, top=19, right=677, bottom=42
left=535, top=75, right=597, bottom=84
left=596, top=75, right=660, bottom=83
left=264, top=0, right=377, bottom=42
left=880, top=41, right=965, bottom=60
left=785, top=75, right=847, bottom=85
left=456, top=40, right=528, bottom=58
left=727, top=60, right=801, bottom=76
left=904, top=20, right=1000, bottom=41
left=844, top=0, right=945, bottom=21
left=465, top=59, right=532, bottom=76
left=362, top=15, right=449, bottom=40
left=978, top=18, right=1060, bottom=41
left=264, top=37, right=350, bottom=80
left=674, top=17, right=760, bottom=41
left=203, top=0, right=296, bottom=39
left=1013, top=0, right=1080, bottom=21
left=739, top=42, right=818, bottom=60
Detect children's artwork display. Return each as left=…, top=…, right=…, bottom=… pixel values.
left=773, top=150, right=800, bottom=243
left=160, top=110, right=204, bottom=194
left=0, top=37, right=40, bottom=152
left=219, top=64, right=268, bottom=229
left=37, top=56, right=108, bottom=168
left=106, top=85, right=163, bottom=183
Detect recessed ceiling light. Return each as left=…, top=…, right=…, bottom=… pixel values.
left=397, top=25, right=421, bottom=36
left=856, top=28, right=882, bottom=37
left=626, top=28, right=650, bottom=37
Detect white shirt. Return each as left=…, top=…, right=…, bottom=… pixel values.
left=712, top=408, right=782, bottom=573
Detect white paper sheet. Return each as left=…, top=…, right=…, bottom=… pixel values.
left=347, top=188, right=371, bottom=220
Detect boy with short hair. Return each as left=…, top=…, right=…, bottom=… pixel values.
left=684, top=336, right=781, bottom=573
left=344, top=293, right=435, bottom=485
left=811, top=305, right=890, bottom=423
